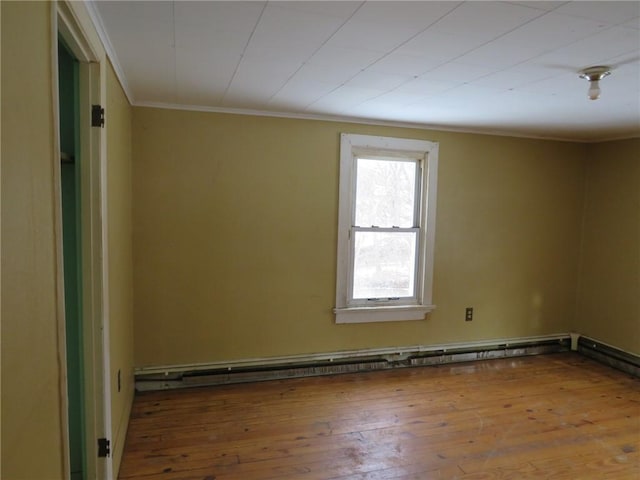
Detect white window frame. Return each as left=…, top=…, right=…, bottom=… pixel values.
left=334, top=133, right=438, bottom=324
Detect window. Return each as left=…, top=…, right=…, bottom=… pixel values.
left=334, top=133, right=438, bottom=323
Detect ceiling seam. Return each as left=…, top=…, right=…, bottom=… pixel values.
left=356, top=2, right=634, bottom=112
left=461, top=24, right=626, bottom=94
left=265, top=1, right=367, bottom=106
left=304, top=1, right=467, bottom=112
left=220, top=1, right=268, bottom=106
left=345, top=3, right=565, bottom=112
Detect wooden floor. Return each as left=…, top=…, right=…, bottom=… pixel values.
left=119, top=353, right=640, bottom=479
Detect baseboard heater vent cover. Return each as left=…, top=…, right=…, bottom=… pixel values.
left=578, top=336, right=639, bottom=378
left=135, top=337, right=570, bottom=391
left=408, top=339, right=569, bottom=367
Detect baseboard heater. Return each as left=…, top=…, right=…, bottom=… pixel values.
left=577, top=336, right=640, bottom=378
left=135, top=335, right=571, bottom=391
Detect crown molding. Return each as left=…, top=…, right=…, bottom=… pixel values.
left=134, top=101, right=639, bottom=144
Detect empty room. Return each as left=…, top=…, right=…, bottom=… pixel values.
left=1, top=1, right=639, bottom=479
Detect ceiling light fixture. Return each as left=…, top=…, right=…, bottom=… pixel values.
left=579, top=66, right=611, bottom=101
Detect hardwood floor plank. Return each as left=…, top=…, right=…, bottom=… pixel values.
left=119, top=353, right=640, bottom=479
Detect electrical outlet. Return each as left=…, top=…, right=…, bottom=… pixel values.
left=117, top=369, right=121, bottom=392
left=465, top=307, right=473, bottom=321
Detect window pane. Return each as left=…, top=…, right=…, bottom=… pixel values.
left=355, top=158, right=416, bottom=227
left=353, top=231, right=416, bottom=299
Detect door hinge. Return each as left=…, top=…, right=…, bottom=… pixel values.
left=91, top=104, right=105, bottom=128
left=97, top=438, right=111, bottom=458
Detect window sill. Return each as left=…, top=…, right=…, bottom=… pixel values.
left=334, top=305, right=436, bottom=324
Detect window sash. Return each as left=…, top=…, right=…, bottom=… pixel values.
left=353, top=155, right=422, bottom=229
left=348, top=227, right=420, bottom=306
left=348, top=153, right=423, bottom=307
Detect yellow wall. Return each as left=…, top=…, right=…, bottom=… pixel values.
left=1, top=2, right=135, bottom=478
left=0, top=0, right=2, bottom=468
left=132, top=107, right=587, bottom=367
left=1, top=2, right=65, bottom=478
left=106, top=60, right=134, bottom=476
left=577, top=138, right=640, bottom=354
left=1, top=0, right=3, bottom=469
left=0, top=3, right=636, bottom=479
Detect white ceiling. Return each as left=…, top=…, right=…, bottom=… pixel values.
left=91, top=1, right=640, bottom=141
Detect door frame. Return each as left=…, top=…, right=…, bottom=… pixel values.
left=53, top=2, right=113, bottom=478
